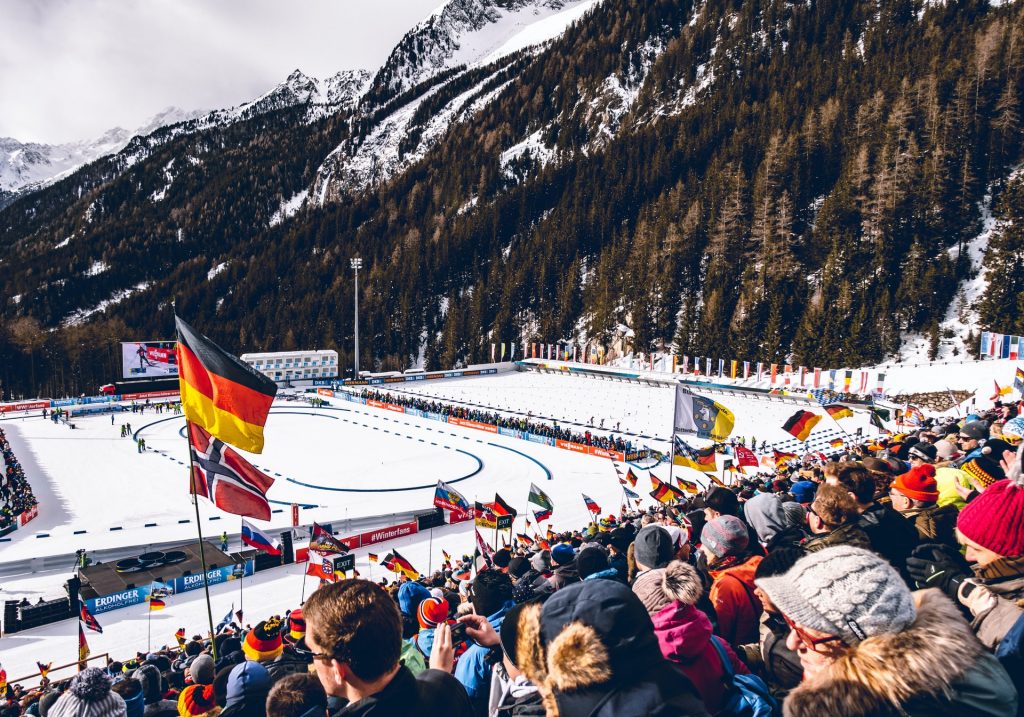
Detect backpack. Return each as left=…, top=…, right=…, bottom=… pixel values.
left=995, top=611, right=1024, bottom=702
left=710, top=636, right=781, bottom=717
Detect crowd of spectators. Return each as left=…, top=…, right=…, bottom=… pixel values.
left=4, top=401, right=1024, bottom=717
left=359, top=389, right=636, bottom=454
left=0, top=426, right=37, bottom=533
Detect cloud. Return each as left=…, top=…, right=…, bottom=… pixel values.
left=0, top=0, right=440, bottom=143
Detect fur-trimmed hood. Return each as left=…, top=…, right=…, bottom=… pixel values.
left=784, top=589, right=1017, bottom=717
left=515, top=580, right=707, bottom=717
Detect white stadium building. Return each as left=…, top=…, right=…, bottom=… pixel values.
left=240, top=349, right=339, bottom=382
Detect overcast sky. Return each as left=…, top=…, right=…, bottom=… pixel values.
left=0, top=0, right=441, bottom=144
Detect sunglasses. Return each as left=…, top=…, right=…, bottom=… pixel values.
left=782, top=613, right=844, bottom=650
left=293, top=636, right=333, bottom=662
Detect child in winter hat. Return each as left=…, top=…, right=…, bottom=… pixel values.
left=49, top=668, right=127, bottom=717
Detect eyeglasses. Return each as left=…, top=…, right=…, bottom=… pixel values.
left=293, top=636, right=333, bottom=662
left=782, top=613, right=844, bottom=650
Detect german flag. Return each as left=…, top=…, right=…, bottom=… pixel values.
left=368, top=553, right=379, bottom=563
left=492, top=493, right=517, bottom=517
left=773, top=449, right=798, bottom=468
left=782, top=410, right=822, bottom=442
left=517, top=533, right=534, bottom=547
left=175, top=316, right=278, bottom=454
left=829, top=438, right=845, bottom=448
left=391, top=550, right=420, bottom=579
left=624, top=468, right=638, bottom=487
left=650, top=481, right=685, bottom=504
left=695, top=446, right=718, bottom=473
left=676, top=477, right=700, bottom=494
left=148, top=598, right=166, bottom=611
left=825, top=405, right=853, bottom=420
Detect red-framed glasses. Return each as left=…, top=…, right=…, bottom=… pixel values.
left=782, top=612, right=845, bottom=650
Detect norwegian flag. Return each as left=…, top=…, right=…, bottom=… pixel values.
left=188, top=423, right=275, bottom=520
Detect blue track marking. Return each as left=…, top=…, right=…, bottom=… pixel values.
left=487, top=442, right=553, bottom=481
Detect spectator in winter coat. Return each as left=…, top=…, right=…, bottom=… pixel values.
left=757, top=546, right=1018, bottom=717
left=700, top=515, right=763, bottom=646
left=703, top=488, right=764, bottom=556
left=454, top=570, right=514, bottom=716
left=736, top=549, right=804, bottom=696
left=220, top=662, right=270, bottom=717
left=831, top=463, right=919, bottom=579
left=49, top=668, right=127, bottom=717
left=514, top=579, right=710, bottom=716
left=742, top=493, right=806, bottom=553
left=546, top=544, right=580, bottom=591
left=645, top=561, right=750, bottom=714
left=302, top=579, right=472, bottom=717
left=908, top=444, right=1024, bottom=654
left=134, top=665, right=177, bottom=717
left=890, top=464, right=958, bottom=548
left=803, top=484, right=872, bottom=553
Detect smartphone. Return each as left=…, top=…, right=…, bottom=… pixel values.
left=449, top=621, right=468, bottom=644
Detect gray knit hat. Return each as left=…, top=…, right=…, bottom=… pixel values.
left=755, top=545, right=916, bottom=645
left=633, top=525, right=674, bottom=569
left=530, top=549, right=551, bottom=573
left=49, top=668, right=127, bottom=717
left=700, top=515, right=749, bottom=558
left=189, top=653, right=215, bottom=685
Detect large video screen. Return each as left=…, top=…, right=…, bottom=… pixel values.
left=121, top=341, right=178, bottom=378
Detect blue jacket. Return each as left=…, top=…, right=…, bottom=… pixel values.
left=454, top=601, right=512, bottom=716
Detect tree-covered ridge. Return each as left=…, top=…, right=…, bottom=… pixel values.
left=0, top=0, right=1021, bottom=399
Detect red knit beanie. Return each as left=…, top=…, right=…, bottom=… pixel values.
left=177, top=684, right=218, bottom=716
left=957, top=467, right=1024, bottom=557
left=891, top=464, right=938, bottom=502
left=417, top=597, right=449, bottom=629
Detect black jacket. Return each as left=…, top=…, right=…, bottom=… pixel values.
left=859, top=502, right=919, bottom=581
left=331, top=666, right=473, bottom=717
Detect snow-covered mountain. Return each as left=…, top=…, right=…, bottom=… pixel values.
left=0, top=69, right=373, bottom=208
left=311, top=0, right=601, bottom=203
left=0, top=107, right=203, bottom=199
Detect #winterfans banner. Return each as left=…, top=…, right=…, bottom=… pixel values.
left=122, top=340, right=178, bottom=378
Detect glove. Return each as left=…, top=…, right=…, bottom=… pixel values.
left=906, top=543, right=971, bottom=598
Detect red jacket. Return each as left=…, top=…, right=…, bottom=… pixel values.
left=652, top=602, right=749, bottom=713
left=709, top=555, right=764, bottom=645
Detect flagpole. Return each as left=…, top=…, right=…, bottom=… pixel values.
left=239, top=518, right=244, bottom=624
left=185, top=418, right=219, bottom=661
left=147, top=596, right=152, bottom=653
left=428, top=528, right=433, bottom=576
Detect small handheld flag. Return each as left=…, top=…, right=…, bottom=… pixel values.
left=434, top=480, right=470, bottom=513
left=80, top=604, right=103, bottom=634
left=492, top=493, right=517, bottom=517
left=528, top=483, right=554, bottom=511
left=309, top=522, right=348, bottom=556
left=782, top=410, right=822, bottom=441
left=582, top=494, right=601, bottom=514
left=533, top=508, right=552, bottom=523
left=241, top=518, right=282, bottom=556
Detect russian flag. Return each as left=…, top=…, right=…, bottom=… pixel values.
left=241, top=518, right=281, bottom=555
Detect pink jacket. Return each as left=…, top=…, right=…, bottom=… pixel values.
left=651, top=601, right=750, bottom=713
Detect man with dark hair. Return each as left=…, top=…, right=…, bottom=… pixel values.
left=455, top=570, right=514, bottom=716
left=302, top=580, right=471, bottom=716
left=266, top=673, right=328, bottom=717
left=832, top=463, right=919, bottom=579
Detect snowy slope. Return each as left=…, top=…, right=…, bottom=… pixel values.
left=311, top=0, right=600, bottom=203
left=0, top=108, right=203, bottom=198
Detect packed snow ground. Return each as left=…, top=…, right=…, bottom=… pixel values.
left=0, top=359, right=1019, bottom=679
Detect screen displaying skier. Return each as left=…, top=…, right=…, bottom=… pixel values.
left=121, top=341, right=178, bottom=378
